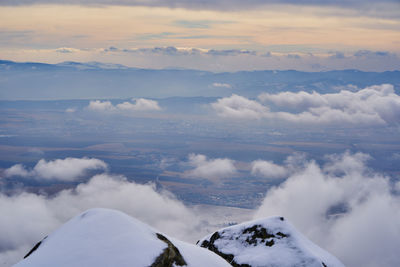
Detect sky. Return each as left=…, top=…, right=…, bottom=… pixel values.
left=1, top=0, right=400, bottom=71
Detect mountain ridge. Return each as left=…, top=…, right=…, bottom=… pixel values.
left=15, top=208, right=345, bottom=267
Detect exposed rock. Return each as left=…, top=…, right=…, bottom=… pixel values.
left=24, top=237, right=47, bottom=259
left=150, top=233, right=187, bottom=267
left=198, top=216, right=345, bottom=267
left=200, top=232, right=237, bottom=266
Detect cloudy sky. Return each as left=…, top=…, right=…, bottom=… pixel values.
left=1, top=0, right=399, bottom=71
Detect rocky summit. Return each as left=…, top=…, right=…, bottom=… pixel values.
left=198, top=216, right=345, bottom=267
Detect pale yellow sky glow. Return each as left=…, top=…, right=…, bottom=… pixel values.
left=1, top=4, right=399, bottom=70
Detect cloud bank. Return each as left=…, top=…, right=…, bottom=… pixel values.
left=88, top=98, right=161, bottom=113
left=1, top=0, right=398, bottom=15
left=1, top=152, right=399, bottom=267
left=211, top=94, right=269, bottom=120
left=186, top=153, right=237, bottom=180
left=212, top=84, right=400, bottom=126
left=0, top=173, right=199, bottom=266
left=251, top=160, right=288, bottom=179
left=4, top=158, right=107, bottom=181
left=255, top=151, right=400, bottom=267
left=99, top=47, right=400, bottom=72
left=212, top=83, right=232, bottom=89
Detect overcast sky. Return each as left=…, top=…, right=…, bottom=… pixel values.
left=1, top=0, right=399, bottom=71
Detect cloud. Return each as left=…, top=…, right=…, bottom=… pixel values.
left=0, top=0, right=398, bottom=16
left=105, top=46, right=202, bottom=56
left=105, top=46, right=258, bottom=57
left=172, top=20, right=233, bottom=29
left=329, top=51, right=346, bottom=59
left=98, top=46, right=400, bottom=71
left=211, top=94, right=269, bottom=120
left=2, top=152, right=399, bottom=266
left=254, top=151, right=400, bottom=267
left=205, top=49, right=257, bottom=56
left=259, top=90, right=326, bottom=110
left=251, top=160, right=288, bottom=179
left=65, top=107, right=76, bottom=113
left=88, top=100, right=115, bottom=111
left=186, top=154, right=237, bottom=180
left=212, top=83, right=232, bottom=88
left=212, top=84, right=400, bottom=126
left=4, top=164, right=30, bottom=177
left=0, top=173, right=200, bottom=266
left=55, top=47, right=79, bottom=54
left=287, top=53, right=302, bottom=59
left=88, top=98, right=161, bottom=113
left=353, top=50, right=396, bottom=58
left=116, top=98, right=161, bottom=111
left=4, top=158, right=107, bottom=181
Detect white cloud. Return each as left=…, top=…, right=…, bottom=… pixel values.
left=65, top=107, right=76, bottom=113
left=88, top=98, right=161, bottom=113
left=251, top=160, right=288, bottom=179
left=4, top=158, right=107, bottom=181
left=116, top=98, right=161, bottom=111
left=332, top=84, right=360, bottom=92
left=0, top=173, right=200, bottom=266
left=254, top=151, right=400, bottom=267
left=88, top=100, right=115, bottom=111
left=186, top=154, right=237, bottom=179
left=212, top=84, right=400, bottom=126
left=4, top=164, right=30, bottom=177
left=211, top=94, right=269, bottom=119
left=2, top=152, right=399, bottom=266
left=212, top=83, right=232, bottom=88
left=258, top=90, right=327, bottom=110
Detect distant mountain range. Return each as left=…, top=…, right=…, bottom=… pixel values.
left=15, top=208, right=344, bottom=267
left=1, top=60, right=399, bottom=100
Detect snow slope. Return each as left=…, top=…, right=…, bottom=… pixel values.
left=198, top=216, right=345, bottom=267
left=14, top=208, right=231, bottom=267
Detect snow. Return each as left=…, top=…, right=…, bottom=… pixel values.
left=15, top=208, right=231, bottom=267
left=14, top=209, right=344, bottom=267
left=172, top=238, right=231, bottom=267
left=198, top=216, right=345, bottom=267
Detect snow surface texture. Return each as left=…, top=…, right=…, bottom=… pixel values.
left=198, top=216, right=345, bottom=267
left=14, top=208, right=231, bottom=267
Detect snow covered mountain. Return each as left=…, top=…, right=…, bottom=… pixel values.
left=14, top=208, right=231, bottom=267
left=198, top=216, right=345, bottom=267
left=15, top=209, right=344, bottom=267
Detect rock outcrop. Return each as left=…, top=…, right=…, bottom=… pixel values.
left=198, top=216, right=345, bottom=267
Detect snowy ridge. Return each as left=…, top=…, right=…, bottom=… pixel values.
left=15, top=209, right=344, bottom=267
left=14, top=208, right=230, bottom=267
left=198, top=216, right=345, bottom=267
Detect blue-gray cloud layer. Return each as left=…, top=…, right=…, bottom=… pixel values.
left=1, top=0, right=399, bottom=11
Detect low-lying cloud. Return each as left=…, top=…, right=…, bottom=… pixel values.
left=2, top=152, right=399, bottom=267
left=212, top=84, right=400, bottom=126
left=0, top=173, right=200, bottom=266
left=88, top=98, right=161, bottom=113
left=251, top=160, right=288, bottom=179
left=212, top=82, right=232, bottom=88
left=255, top=151, right=400, bottom=267
left=186, top=153, right=237, bottom=180
left=211, top=94, right=269, bottom=120
left=4, top=158, right=107, bottom=181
